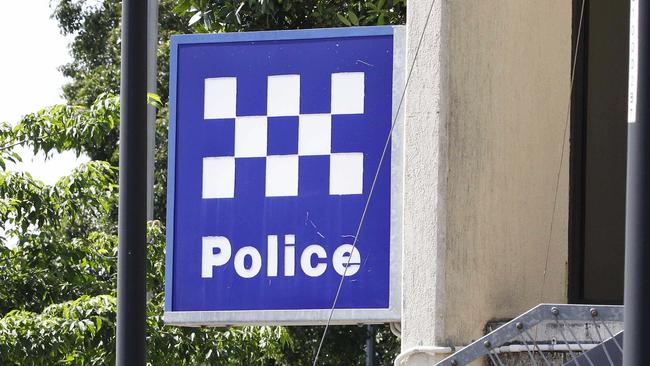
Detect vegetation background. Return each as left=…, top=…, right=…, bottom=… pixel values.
left=0, top=0, right=405, bottom=364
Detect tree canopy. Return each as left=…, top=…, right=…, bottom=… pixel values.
left=0, top=0, right=404, bottom=364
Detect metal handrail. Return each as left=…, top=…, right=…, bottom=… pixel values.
left=434, top=304, right=624, bottom=366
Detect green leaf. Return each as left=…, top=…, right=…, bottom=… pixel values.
left=337, top=13, right=352, bottom=26
left=173, top=0, right=192, bottom=14
left=147, top=93, right=161, bottom=104
left=348, top=10, right=359, bottom=26
left=147, top=93, right=162, bottom=108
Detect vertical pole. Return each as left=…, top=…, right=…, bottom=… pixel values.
left=365, top=325, right=376, bottom=366
left=117, top=0, right=147, bottom=364
left=146, top=0, right=159, bottom=221
left=624, top=0, right=650, bottom=365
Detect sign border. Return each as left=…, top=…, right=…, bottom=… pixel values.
left=164, top=25, right=405, bottom=326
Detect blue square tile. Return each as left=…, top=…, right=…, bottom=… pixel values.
left=236, top=73, right=268, bottom=117
left=300, top=73, right=331, bottom=114
left=331, top=114, right=370, bottom=153
left=267, top=116, right=299, bottom=155
left=198, top=119, right=235, bottom=157
left=298, top=155, right=330, bottom=196
left=234, top=157, right=266, bottom=198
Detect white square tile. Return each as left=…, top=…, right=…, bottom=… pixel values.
left=202, top=156, right=235, bottom=198
left=267, top=74, right=300, bottom=117
left=204, top=77, right=237, bottom=119
left=235, top=116, right=267, bottom=157
left=266, top=155, right=299, bottom=197
left=331, top=72, right=364, bottom=115
left=298, top=114, right=331, bottom=156
left=330, top=152, right=363, bottom=195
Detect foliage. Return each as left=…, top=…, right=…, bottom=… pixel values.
left=0, top=161, right=117, bottom=314
left=53, top=0, right=190, bottom=107
left=283, top=325, right=400, bottom=366
left=0, top=0, right=406, bottom=364
left=52, top=0, right=406, bottom=108
left=0, top=295, right=116, bottom=365
left=174, top=0, right=406, bottom=32
left=0, top=186, right=291, bottom=366
left=0, top=292, right=292, bottom=366
left=1, top=93, right=120, bottom=164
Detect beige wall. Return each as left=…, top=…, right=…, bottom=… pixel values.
left=402, top=2, right=573, bottom=359
left=443, top=0, right=572, bottom=343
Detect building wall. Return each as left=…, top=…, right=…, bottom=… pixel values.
left=402, top=0, right=572, bottom=362
left=443, top=0, right=572, bottom=343
left=402, top=0, right=449, bottom=362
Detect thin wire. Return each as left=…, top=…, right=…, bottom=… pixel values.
left=311, top=1, right=438, bottom=365
left=519, top=334, right=540, bottom=366
left=600, top=322, right=623, bottom=353
left=563, top=319, right=595, bottom=366
left=487, top=351, right=500, bottom=366
left=554, top=318, right=580, bottom=364
left=522, top=329, right=552, bottom=366
left=590, top=319, right=614, bottom=366
left=540, top=0, right=586, bottom=301
left=491, top=349, right=506, bottom=366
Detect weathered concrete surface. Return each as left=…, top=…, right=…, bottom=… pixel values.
left=402, top=1, right=571, bottom=364
left=443, top=0, right=571, bottom=344
left=402, top=0, right=449, bottom=364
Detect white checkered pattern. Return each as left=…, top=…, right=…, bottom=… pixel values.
left=202, top=73, right=365, bottom=198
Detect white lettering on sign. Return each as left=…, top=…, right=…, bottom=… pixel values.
left=202, top=236, right=232, bottom=278
left=267, top=235, right=279, bottom=276
left=234, top=246, right=262, bottom=278
left=332, top=244, right=361, bottom=276
left=284, top=234, right=295, bottom=276
left=300, top=244, right=328, bottom=277
left=200, top=235, right=361, bottom=279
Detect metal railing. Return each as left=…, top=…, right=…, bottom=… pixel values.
left=434, top=304, right=624, bottom=366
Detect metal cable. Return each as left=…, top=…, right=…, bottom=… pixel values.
left=311, top=0, right=438, bottom=364
left=519, top=334, right=541, bottom=366
left=600, top=322, right=623, bottom=353
left=523, top=329, right=552, bottom=366
left=487, top=350, right=500, bottom=366
left=563, top=319, right=595, bottom=366
left=491, top=349, right=506, bottom=366
left=590, top=319, right=614, bottom=366
left=554, top=318, right=580, bottom=365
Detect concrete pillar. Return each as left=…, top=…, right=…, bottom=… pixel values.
left=400, top=1, right=571, bottom=365
left=402, top=0, right=449, bottom=364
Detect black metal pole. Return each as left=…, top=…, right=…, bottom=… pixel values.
left=624, top=0, right=650, bottom=365
left=365, top=325, right=376, bottom=366
left=116, top=0, right=148, bottom=364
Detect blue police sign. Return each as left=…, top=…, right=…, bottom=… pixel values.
left=165, top=26, right=404, bottom=325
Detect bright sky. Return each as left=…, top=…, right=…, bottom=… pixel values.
left=0, top=1, right=89, bottom=185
